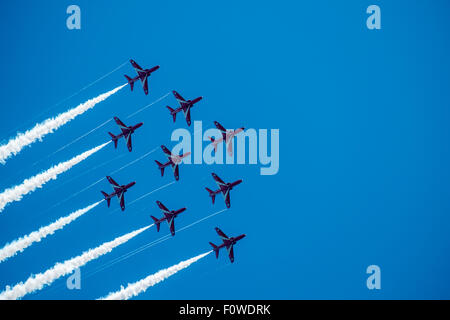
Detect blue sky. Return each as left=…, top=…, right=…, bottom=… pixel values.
left=1, top=0, right=450, bottom=299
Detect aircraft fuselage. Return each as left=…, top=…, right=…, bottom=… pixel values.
left=173, top=97, right=203, bottom=114
left=218, top=234, right=246, bottom=249
left=107, top=181, right=136, bottom=198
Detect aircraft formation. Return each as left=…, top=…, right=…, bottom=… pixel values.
left=105, top=59, right=246, bottom=263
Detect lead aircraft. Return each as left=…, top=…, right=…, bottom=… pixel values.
left=124, top=59, right=159, bottom=95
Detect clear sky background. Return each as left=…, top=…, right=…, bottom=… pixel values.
left=1, top=0, right=450, bottom=299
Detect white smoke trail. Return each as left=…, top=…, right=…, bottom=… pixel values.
left=0, top=201, right=102, bottom=263
left=0, top=84, right=126, bottom=164
left=0, top=225, right=151, bottom=300
left=0, top=142, right=110, bottom=212
left=100, top=251, right=211, bottom=300
left=85, top=208, right=227, bottom=279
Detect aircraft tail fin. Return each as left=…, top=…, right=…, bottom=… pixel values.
left=108, top=132, right=118, bottom=148
left=155, top=160, right=165, bottom=177
left=101, top=191, right=111, bottom=207
left=150, top=216, right=161, bottom=232
left=124, top=75, right=134, bottom=91
left=205, top=188, right=216, bottom=204
left=167, top=106, right=176, bottom=122
left=209, top=242, right=219, bottom=258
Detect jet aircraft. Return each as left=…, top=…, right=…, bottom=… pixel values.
left=166, top=90, right=202, bottom=126
left=108, top=117, right=143, bottom=152
left=208, top=121, right=245, bottom=156
left=101, top=176, right=136, bottom=211
left=124, top=59, right=159, bottom=95
left=150, top=201, right=186, bottom=236
left=209, top=227, right=246, bottom=263
left=205, top=173, right=242, bottom=208
left=155, top=145, right=191, bottom=181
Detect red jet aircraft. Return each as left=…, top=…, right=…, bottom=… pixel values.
left=205, top=173, right=242, bottom=208
left=155, top=145, right=191, bottom=181
left=124, top=59, right=159, bottom=95
left=108, top=117, right=143, bottom=152
left=209, top=227, right=246, bottom=263
left=101, top=176, right=136, bottom=211
left=150, top=201, right=186, bottom=236
left=208, top=121, right=245, bottom=156
left=166, top=90, right=203, bottom=126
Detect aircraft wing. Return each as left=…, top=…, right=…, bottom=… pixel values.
left=130, top=59, right=144, bottom=72
left=156, top=201, right=170, bottom=214
left=114, top=117, right=128, bottom=129
left=184, top=107, right=191, bottom=126
left=174, top=164, right=179, bottom=181
left=215, top=227, right=229, bottom=241
left=173, top=90, right=186, bottom=105
left=118, top=191, right=125, bottom=211
left=168, top=216, right=175, bottom=236
left=107, top=176, right=119, bottom=186
left=107, top=176, right=123, bottom=193
left=125, top=133, right=132, bottom=152
left=107, top=176, right=120, bottom=189
left=227, top=245, right=235, bottom=263
left=142, top=75, right=149, bottom=95
left=212, top=173, right=226, bottom=188
left=161, top=145, right=172, bottom=156
left=224, top=190, right=231, bottom=208
left=214, top=121, right=227, bottom=133
left=226, top=139, right=234, bottom=156
left=214, top=121, right=227, bottom=140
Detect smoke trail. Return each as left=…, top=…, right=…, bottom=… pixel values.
left=27, top=92, right=170, bottom=167
left=0, top=142, right=110, bottom=212
left=2, top=61, right=128, bottom=141
left=0, top=84, right=126, bottom=164
left=100, top=251, right=211, bottom=300
left=126, top=92, right=171, bottom=119
left=0, top=225, right=151, bottom=300
left=0, top=201, right=102, bottom=263
left=47, top=146, right=159, bottom=213
left=85, top=209, right=227, bottom=279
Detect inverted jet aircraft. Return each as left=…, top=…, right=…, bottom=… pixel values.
left=101, top=176, right=136, bottom=211
left=166, top=90, right=203, bottom=126
left=209, top=227, right=246, bottom=263
left=150, top=201, right=186, bottom=236
left=205, top=173, right=242, bottom=208
left=124, top=59, right=160, bottom=95
left=155, top=145, right=191, bottom=181
left=108, top=117, right=143, bottom=152
left=208, top=121, right=245, bottom=156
